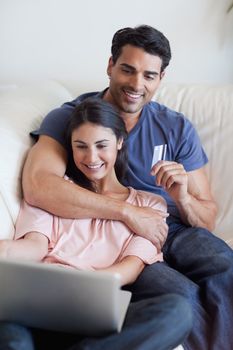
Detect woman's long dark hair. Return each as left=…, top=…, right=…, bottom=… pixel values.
left=66, top=97, right=128, bottom=191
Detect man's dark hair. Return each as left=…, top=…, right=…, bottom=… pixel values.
left=111, top=25, right=171, bottom=72
left=66, top=98, right=128, bottom=191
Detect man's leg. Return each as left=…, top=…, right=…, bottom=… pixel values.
left=0, top=322, right=34, bottom=350
left=69, top=294, right=192, bottom=350
left=124, top=261, right=210, bottom=350
left=165, top=226, right=233, bottom=350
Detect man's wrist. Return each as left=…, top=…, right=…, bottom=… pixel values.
left=176, top=192, right=192, bottom=208
left=119, top=201, right=133, bottom=225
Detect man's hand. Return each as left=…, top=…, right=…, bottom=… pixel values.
left=151, top=160, right=217, bottom=231
left=123, top=205, right=168, bottom=251
left=151, top=160, right=188, bottom=204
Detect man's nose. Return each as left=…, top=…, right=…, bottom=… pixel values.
left=129, top=74, right=143, bottom=90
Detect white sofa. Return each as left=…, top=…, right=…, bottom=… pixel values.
left=1, top=80, right=233, bottom=248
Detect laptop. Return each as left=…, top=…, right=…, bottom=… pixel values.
left=0, top=258, right=132, bottom=335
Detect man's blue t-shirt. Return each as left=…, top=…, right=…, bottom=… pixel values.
left=32, top=90, right=208, bottom=231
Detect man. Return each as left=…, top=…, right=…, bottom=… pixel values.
left=22, top=25, right=233, bottom=349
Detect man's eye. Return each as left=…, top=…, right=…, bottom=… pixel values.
left=122, top=68, right=131, bottom=74
left=76, top=145, right=87, bottom=149
left=145, top=75, right=155, bottom=81
left=97, top=144, right=107, bottom=149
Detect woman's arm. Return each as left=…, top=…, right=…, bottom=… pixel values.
left=97, top=256, right=145, bottom=286
left=0, top=232, right=49, bottom=261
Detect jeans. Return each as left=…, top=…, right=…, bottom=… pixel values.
left=124, top=226, right=233, bottom=350
left=0, top=295, right=192, bottom=350
left=0, top=323, right=34, bottom=350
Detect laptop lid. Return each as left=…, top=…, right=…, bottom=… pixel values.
left=0, top=258, right=132, bottom=335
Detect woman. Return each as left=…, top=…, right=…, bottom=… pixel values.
left=0, top=98, right=192, bottom=350
left=1, top=98, right=167, bottom=285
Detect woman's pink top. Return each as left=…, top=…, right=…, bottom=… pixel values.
left=15, top=187, right=166, bottom=270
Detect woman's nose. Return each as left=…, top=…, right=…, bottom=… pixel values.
left=85, top=149, right=98, bottom=163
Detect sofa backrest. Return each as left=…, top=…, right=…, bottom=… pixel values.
left=155, top=83, right=233, bottom=247
left=0, top=81, right=232, bottom=247
left=0, top=81, right=73, bottom=239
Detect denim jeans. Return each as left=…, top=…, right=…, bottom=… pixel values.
left=124, top=226, right=233, bottom=350
left=0, top=295, right=192, bottom=350
left=0, top=323, right=34, bottom=350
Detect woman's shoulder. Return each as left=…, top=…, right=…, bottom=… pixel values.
left=127, top=187, right=167, bottom=212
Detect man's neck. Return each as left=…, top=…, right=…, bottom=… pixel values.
left=102, top=87, right=142, bottom=132
left=120, top=111, right=141, bottom=133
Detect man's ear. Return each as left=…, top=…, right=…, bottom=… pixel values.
left=160, top=70, right=165, bottom=80
left=107, top=57, right=113, bottom=77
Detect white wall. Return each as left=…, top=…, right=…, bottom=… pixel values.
left=0, top=0, right=233, bottom=89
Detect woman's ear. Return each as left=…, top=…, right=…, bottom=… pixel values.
left=117, top=137, right=124, bottom=150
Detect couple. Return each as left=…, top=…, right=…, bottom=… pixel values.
left=0, top=97, right=190, bottom=350
left=0, top=24, right=233, bottom=350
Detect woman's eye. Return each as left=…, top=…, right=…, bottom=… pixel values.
left=97, top=144, right=107, bottom=149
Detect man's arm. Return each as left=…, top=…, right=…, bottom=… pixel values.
left=22, top=136, right=168, bottom=249
left=97, top=256, right=145, bottom=286
left=151, top=161, right=217, bottom=231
